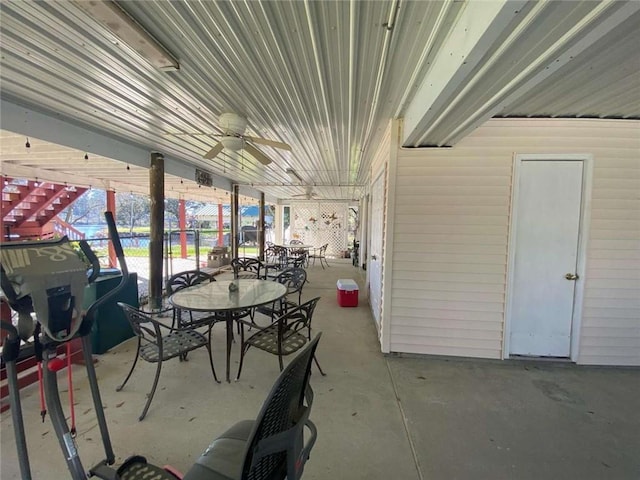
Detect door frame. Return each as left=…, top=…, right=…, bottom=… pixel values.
left=368, top=169, right=385, bottom=329
left=503, top=153, right=593, bottom=361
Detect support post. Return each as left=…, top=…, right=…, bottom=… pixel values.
left=231, top=185, right=239, bottom=259
left=179, top=198, right=187, bottom=259
left=217, top=203, right=224, bottom=247
left=149, top=152, right=164, bottom=310
left=106, top=190, right=117, bottom=268
left=258, top=193, right=265, bottom=260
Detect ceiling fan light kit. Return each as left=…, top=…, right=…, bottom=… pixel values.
left=220, top=136, right=244, bottom=151
left=201, top=112, right=291, bottom=166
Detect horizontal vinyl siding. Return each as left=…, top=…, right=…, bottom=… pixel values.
left=390, top=145, right=510, bottom=359
left=582, top=135, right=640, bottom=365
left=389, top=118, right=640, bottom=365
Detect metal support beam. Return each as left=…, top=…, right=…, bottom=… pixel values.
left=403, top=0, right=517, bottom=146
left=179, top=199, right=187, bottom=259
left=217, top=203, right=224, bottom=247
left=231, top=185, right=239, bottom=259
left=149, top=152, right=164, bottom=310
left=258, top=193, right=265, bottom=260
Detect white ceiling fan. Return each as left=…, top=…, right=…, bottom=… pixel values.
left=202, top=113, right=291, bottom=165
left=292, top=185, right=319, bottom=200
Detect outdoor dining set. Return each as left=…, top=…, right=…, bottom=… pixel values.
left=115, top=242, right=329, bottom=421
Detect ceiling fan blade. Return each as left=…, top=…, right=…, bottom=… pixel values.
left=203, top=142, right=224, bottom=159
left=164, top=132, right=216, bottom=136
left=244, top=143, right=273, bottom=165
left=245, top=136, right=291, bottom=151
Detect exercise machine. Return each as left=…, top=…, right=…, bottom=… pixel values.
left=2, top=211, right=318, bottom=480
left=1, top=212, right=180, bottom=479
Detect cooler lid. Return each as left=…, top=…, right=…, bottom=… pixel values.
left=337, top=279, right=359, bottom=291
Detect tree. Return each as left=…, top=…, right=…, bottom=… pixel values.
left=116, top=193, right=150, bottom=233
left=164, top=198, right=179, bottom=223
left=61, top=188, right=106, bottom=224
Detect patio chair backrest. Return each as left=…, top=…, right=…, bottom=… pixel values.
left=242, top=333, right=321, bottom=479
left=166, top=270, right=214, bottom=295
left=231, top=257, right=263, bottom=278
left=275, top=267, right=307, bottom=304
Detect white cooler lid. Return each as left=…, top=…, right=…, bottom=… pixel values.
left=337, top=279, right=359, bottom=291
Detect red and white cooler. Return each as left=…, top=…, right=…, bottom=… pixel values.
left=337, top=279, right=359, bottom=307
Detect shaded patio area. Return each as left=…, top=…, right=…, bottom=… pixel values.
left=1, top=260, right=638, bottom=479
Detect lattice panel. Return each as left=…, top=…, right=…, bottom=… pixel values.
left=290, top=202, right=349, bottom=257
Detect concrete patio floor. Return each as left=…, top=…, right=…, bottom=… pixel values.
left=1, top=259, right=639, bottom=479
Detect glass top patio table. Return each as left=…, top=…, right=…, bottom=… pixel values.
left=275, top=244, right=314, bottom=250
left=169, top=279, right=287, bottom=381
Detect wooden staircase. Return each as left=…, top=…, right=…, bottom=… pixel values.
left=1, top=178, right=87, bottom=241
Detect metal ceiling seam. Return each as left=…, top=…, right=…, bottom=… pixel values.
left=302, top=0, right=339, bottom=175
left=347, top=0, right=358, bottom=187
left=442, top=0, right=640, bottom=145
left=281, top=7, right=332, bottom=180
left=574, top=81, right=640, bottom=118
left=257, top=3, right=319, bottom=151
left=527, top=64, right=636, bottom=116
left=204, top=3, right=294, bottom=118
left=359, top=0, right=399, bottom=171
left=239, top=4, right=306, bottom=141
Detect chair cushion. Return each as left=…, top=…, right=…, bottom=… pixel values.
left=183, top=420, right=255, bottom=480
left=247, top=326, right=307, bottom=356
left=140, top=330, right=208, bottom=363
left=119, top=461, right=180, bottom=480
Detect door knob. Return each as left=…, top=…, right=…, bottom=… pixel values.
left=565, top=273, right=579, bottom=280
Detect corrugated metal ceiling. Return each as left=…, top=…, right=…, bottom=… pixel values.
left=1, top=0, right=638, bottom=202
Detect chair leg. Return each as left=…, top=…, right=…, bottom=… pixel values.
left=235, top=343, right=250, bottom=381
left=139, top=359, right=162, bottom=421
left=313, top=354, right=326, bottom=376
left=207, top=327, right=220, bottom=383
left=116, top=339, right=141, bottom=392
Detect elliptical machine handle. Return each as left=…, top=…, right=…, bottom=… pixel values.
left=79, top=240, right=101, bottom=284
left=82, top=212, right=130, bottom=330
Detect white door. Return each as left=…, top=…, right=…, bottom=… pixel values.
left=369, top=172, right=385, bottom=327
left=509, top=160, right=584, bottom=357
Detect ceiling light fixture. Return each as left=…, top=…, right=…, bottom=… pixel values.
left=84, top=153, right=89, bottom=160
left=25, top=137, right=31, bottom=148
left=77, top=0, right=179, bottom=71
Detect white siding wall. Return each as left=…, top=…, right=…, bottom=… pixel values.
left=389, top=118, right=640, bottom=366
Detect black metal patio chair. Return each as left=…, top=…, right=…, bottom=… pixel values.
left=231, top=257, right=264, bottom=279
left=116, top=303, right=219, bottom=421
left=255, top=267, right=307, bottom=323
left=236, top=297, right=325, bottom=380
left=308, top=243, right=329, bottom=269
left=183, top=334, right=322, bottom=480
left=166, top=269, right=219, bottom=329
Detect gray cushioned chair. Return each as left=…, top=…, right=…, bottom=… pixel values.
left=183, top=334, right=321, bottom=480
